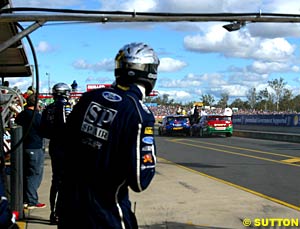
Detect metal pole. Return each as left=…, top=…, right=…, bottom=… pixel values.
left=10, top=126, right=23, bottom=220
left=46, top=72, right=50, bottom=95
left=30, top=65, right=34, bottom=88
left=2, top=12, right=300, bottom=23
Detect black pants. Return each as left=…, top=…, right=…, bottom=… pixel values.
left=49, top=141, right=64, bottom=214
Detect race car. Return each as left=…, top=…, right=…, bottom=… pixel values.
left=190, top=114, right=233, bottom=137
left=158, top=115, right=191, bottom=136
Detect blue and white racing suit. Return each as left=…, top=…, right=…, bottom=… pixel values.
left=58, top=84, right=156, bottom=229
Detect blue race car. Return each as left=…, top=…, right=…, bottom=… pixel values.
left=158, top=115, right=191, bottom=136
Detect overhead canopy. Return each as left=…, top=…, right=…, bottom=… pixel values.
left=0, top=0, right=32, bottom=78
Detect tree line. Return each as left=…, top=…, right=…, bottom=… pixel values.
left=145, top=77, right=300, bottom=112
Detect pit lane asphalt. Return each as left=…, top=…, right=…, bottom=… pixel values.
left=17, top=134, right=300, bottom=229
left=157, top=135, right=300, bottom=209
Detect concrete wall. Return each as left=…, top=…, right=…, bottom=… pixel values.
left=234, top=125, right=300, bottom=143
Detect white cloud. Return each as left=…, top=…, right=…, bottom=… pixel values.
left=253, top=38, right=295, bottom=62
left=156, top=0, right=225, bottom=12
left=228, top=70, right=268, bottom=85
left=183, top=25, right=226, bottom=52
left=100, top=0, right=156, bottom=11
left=223, top=0, right=262, bottom=12
left=158, top=57, right=187, bottom=72
left=158, top=89, right=193, bottom=102
left=250, top=61, right=293, bottom=74
left=184, top=25, right=247, bottom=54
left=72, top=58, right=114, bottom=72
left=291, top=66, right=300, bottom=72
left=200, top=73, right=227, bottom=86
left=248, top=23, right=300, bottom=38
left=160, top=78, right=201, bottom=88
left=262, top=0, right=300, bottom=13
left=220, top=85, right=248, bottom=97
left=184, top=25, right=295, bottom=62
left=159, top=73, right=204, bottom=88
left=36, top=41, right=52, bottom=53
left=227, top=60, right=300, bottom=78
left=72, top=59, right=91, bottom=69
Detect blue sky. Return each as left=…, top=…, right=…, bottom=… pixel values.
left=7, top=0, right=300, bottom=104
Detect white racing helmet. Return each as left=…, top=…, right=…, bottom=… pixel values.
left=114, top=42, right=160, bottom=95
left=52, top=83, right=71, bottom=98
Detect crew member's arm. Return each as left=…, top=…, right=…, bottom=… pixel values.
left=128, top=112, right=157, bottom=193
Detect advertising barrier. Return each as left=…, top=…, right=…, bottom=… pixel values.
left=232, top=114, right=300, bottom=127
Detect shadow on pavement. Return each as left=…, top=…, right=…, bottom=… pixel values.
left=139, top=222, right=232, bottom=229
left=22, top=216, right=50, bottom=226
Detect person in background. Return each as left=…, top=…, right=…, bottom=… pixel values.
left=200, top=107, right=207, bottom=116
left=15, top=94, right=46, bottom=210
left=182, top=107, right=187, bottom=115
left=23, top=86, right=35, bottom=101
left=191, top=105, right=199, bottom=124
left=70, top=80, right=78, bottom=92
left=58, top=42, right=159, bottom=228
left=176, top=106, right=182, bottom=115
left=40, top=83, right=72, bottom=225
left=2, top=81, right=9, bottom=87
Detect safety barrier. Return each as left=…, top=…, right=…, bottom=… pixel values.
left=232, top=114, right=300, bottom=127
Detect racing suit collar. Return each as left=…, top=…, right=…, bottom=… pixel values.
left=134, top=83, right=146, bottom=100
left=115, top=83, right=144, bottom=100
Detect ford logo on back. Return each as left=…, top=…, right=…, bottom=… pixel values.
left=102, top=91, right=122, bottom=102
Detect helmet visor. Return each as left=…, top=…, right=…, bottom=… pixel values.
left=116, top=62, right=158, bottom=74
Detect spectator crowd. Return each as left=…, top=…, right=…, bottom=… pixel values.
left=148, top=104, right=300, bottom=118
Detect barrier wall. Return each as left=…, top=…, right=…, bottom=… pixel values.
left=232, top=114, right=300, bottom=127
